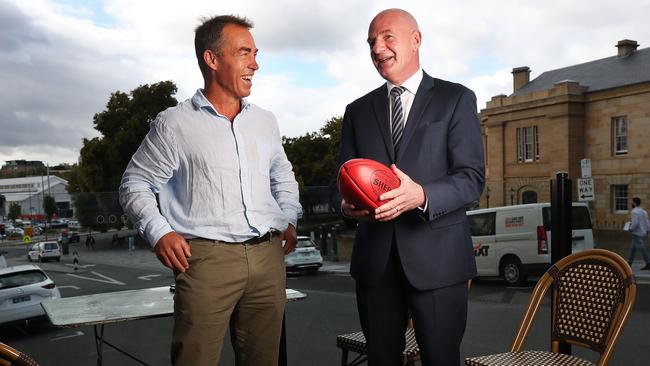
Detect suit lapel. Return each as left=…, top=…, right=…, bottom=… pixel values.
left=397, top=72, right=435, bottom=162
left=370, top=85, right=395, bottom=162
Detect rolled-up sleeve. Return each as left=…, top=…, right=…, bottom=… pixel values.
left=119, top=118, right=179, bottom=247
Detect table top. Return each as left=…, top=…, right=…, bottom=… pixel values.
left=41, top=286, right=306, bottom=328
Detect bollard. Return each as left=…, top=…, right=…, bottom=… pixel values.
left=330, top=224, right=339, bottom=260
left=319, top=225, right=329, bottom=256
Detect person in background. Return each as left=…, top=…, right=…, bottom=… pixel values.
left=119, top=14, right=301, bottom=365
left=627, top=197, right=650, bottom=270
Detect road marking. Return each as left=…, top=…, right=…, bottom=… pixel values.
left=58, top=285, right=81, bottom=290
left=65, top=264, right=96, bottom=268
left=51, top=331, right=85, bottom=341
left=138, top=274, right=161, bottom=281
left=66, top=271, right=126, bottom=285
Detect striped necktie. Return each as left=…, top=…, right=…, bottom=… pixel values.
left=390, top=86, right=406, bottom=155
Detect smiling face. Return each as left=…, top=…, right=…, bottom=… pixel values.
left=367, top=9, right=421, bottom=85
left=210, top=24, right=259, bottom=100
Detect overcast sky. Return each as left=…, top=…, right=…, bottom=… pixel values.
left=2, top=0, right=650, bottom=166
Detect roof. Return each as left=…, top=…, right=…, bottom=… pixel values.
left=0, top=175, right=68, bottom=202
left=513, top=47, right=650, bottom=96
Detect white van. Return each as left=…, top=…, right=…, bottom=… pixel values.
left=466, top=202, right=594, bottom=285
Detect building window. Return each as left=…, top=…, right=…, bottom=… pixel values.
left=516, top=126, right=540, bottom=163
left=612, top=116, right=628, bottom=155
left=612, top=185, right=628, bottom=212
left=522, top=190, right=538, bottom=204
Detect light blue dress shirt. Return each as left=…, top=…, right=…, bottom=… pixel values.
left=119, top=89, right=302, bottom=247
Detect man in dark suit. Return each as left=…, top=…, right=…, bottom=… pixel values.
left=330, top=8, right=485, bottom=365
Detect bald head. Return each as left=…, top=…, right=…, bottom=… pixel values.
left=367, top=8, right=421, bottom=85
left=370, top=8, right=419, bottom=34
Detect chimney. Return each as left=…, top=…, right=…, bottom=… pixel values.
left=616, top=39, right=638, bottom=58
left=512, top=66, right=530, bottom=92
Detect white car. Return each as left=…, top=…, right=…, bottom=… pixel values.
left=6, top=226, right=24, bottom=237
left=0, top=264, right=62, bottom=324
left=285, top=236, right=323, bottom=273
left=28, top=241, right=61, bottom=262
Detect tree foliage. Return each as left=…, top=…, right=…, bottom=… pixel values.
left=282, top=116, right=342, bottom=187
left=68, top=81, right=178, bottom=229
left=43, top=195, right=57, bottom=222
left=69, top=81, right=178, bottom=193
left=8, top=203, right=21, bottom=221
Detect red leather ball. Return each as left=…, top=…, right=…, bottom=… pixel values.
left=337, top=158, right=401, bottom=211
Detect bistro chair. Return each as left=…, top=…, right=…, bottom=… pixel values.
left=336, top=319, right=420, bottom=366
left=465, top=249, right=636, bottom=366
left=0, top=341, right=39, bottom=366
left=336, top=280, right=472, bottom=366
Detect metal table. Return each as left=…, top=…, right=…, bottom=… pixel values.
left=41, top=286, right=307, bottom=365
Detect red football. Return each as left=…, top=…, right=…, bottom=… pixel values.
left=337, top=158, right=401, bottom=211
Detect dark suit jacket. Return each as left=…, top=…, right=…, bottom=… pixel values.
left=331, top=72, right=485, bottom=290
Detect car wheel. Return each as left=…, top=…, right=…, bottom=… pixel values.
left=501, top=256, right=525, bottom=286
left=55, top=257, right=60, bottom=262
left=40, top=256, right=46, bottom=263
left=27, top=255, right=31, bottom=262
left=307, top=267, right=319, bottom=275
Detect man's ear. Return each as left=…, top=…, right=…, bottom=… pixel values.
left=412, top=30, right=421, bottom=51
left=204, top=49, right=218, bottom=71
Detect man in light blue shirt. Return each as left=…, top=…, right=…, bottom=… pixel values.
left=627, top=197, right=650, bottom=270
left=119, top=14, right=301, bottom=366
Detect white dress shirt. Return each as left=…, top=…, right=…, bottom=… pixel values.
left=119, top=89, right=302, bottom=247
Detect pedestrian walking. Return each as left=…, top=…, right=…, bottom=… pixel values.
left=627, top=197, right=650, bottom=270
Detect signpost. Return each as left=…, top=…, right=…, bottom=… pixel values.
left=577, top=178, right=594, bottom=201
left=578, top=159, right=595, bottom=202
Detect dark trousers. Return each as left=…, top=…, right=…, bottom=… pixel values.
left=356, top=243, right=468, bottom=366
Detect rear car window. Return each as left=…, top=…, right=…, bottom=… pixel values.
left=44, top=243, right=59, bottom=250
left=297, top=239, right=316, bottom=248
left=542, top=206, right=592, bottom=230
left=467, top=212, right=496, bottom=236
left=0, top=270, right=48, bottom=289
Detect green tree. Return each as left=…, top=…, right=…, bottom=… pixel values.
left=8, top=203, right=21, bottom=221
left=70, top=81, right=178, bottom=229
left=43, top=195, right=57, bottom=223
left=282, top=116, right=342, bottom=188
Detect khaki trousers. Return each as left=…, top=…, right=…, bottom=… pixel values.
left=171, top=236, right=286, bottom=366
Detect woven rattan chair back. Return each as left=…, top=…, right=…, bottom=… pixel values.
left=509, top=249, right=636, bottom=366
left=0, top=342, right=39, bottom=366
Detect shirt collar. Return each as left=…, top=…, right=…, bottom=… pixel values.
left=386, top=68, right=423, bottom=96
left=191, top=89, right=251, bottom=117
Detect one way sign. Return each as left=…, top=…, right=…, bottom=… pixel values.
left=577, top=178, right=595, bottom=201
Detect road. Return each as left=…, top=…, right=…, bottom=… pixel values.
left=1, top=234, right=649, bottom=365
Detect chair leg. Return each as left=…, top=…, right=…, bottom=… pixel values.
left=341, top=349, right=349, bottom=366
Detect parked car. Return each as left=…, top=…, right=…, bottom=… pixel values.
left=6, top=226, right=24, bottom=237
left=27, top=241, right=61, bottom=262
left=285, top=236, right=323, bottom=273
left=48, top=219, right=67, bottom=229
left=0, top=264, right=62, bottom=324
left=58, top=231, right=80, bottom=244
left=466, top=202, right=594, bottom=285
left=67, top=220, right=81, bottom=230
